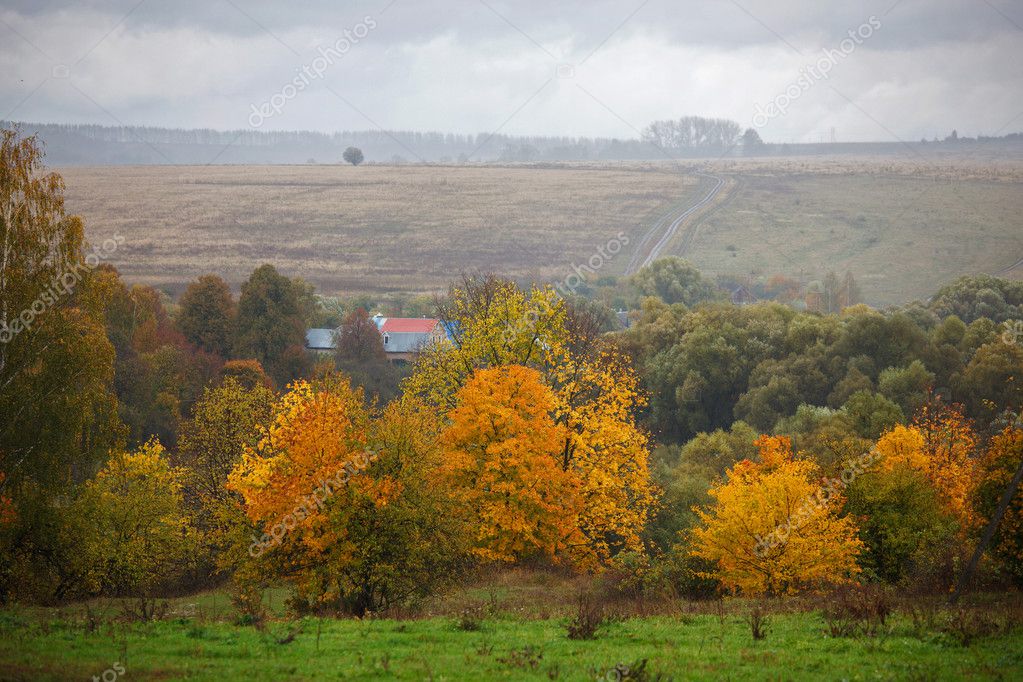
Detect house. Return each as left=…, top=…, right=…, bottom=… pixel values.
left=305, top=328, right=337, bottom=354
left=372, top=315, right=448, bottom=362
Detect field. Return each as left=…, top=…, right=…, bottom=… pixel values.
left=59, top=164, right=703, bottom=297
left=3, top=572, right=1021, bottom=681
left=59, top=156, right=1023, bottom=305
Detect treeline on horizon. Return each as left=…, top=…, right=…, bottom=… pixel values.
left=6, top=118, right=1021, bottom=165
left=3, top=127, right=1023, bottom=618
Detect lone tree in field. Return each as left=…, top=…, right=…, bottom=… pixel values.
left=342, top=147, right=364, bottom=166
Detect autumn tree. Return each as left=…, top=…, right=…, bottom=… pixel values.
left=692, top=435, right=863, bottom=595
left=973, top=426, right=1023, bottom=586
left=0, top=128, right=123, bottom=601
left=404, top=275, right=656, bottom=564
left=873, top=404, right=979, bottom=531
left=440, top=365, right=583, bottom=563
left=68, top=440, right=196, bottom=601
left=228, top=375, right=464, bottom=614
left=178, top=377, right=274, bottom=571
left=176, top=274, right=236, bottom=357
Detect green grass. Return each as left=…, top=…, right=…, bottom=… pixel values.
left=2, top=601, right=1021, bottom=680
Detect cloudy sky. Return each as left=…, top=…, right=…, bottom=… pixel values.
left=2, top=0, right=1021, bottom=142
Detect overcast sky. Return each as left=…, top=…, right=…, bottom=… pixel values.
left=2, top=0, right=1021, bottom=142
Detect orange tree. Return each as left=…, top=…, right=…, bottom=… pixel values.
left=691, top=436, right=863, bottom=595
left=228, top=374, right=465, bottom=614
left=873, top=402, right=979, bottom=531
left=440, top=365, right=583, bottom=563
left=403, top=275, right=655, bottom=565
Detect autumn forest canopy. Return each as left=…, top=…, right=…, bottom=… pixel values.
left=1, top=127, right=1023, bottom=637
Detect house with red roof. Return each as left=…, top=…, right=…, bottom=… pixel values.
left=372, top=315, right=448, bottom=362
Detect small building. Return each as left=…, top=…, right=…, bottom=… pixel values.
left=730, top=284, right=757, bottom=306
left=305, top=328, right=337, bottom=354
left=373, top=315, right=448, bottom=362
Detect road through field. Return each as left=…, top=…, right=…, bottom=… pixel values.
left=625, top=173, right=726, bottom=275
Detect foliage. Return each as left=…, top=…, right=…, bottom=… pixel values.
left=692, top=436, right=863, bottom=595
left=69, top=440, right=196, bottom=598
left=630, top=257, right=719, bottom=307
left=404, top=275, right=656, bottom=565
left=440, top=365, right=582, bottom=564
left=342, top=147, right=364, bottom=166
left=844, top=464, right=958, bottom=583
left=176, top=274, right=235, bottom=357
left=974, top=426, right=1023, bottom=586
left=333, top=307, right=401, bottom=403
left=233, top=264, right=308, bottom=387
left=229, top=376, right=464, bottom=614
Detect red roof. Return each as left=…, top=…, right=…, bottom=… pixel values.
left=379, top=318, right=440, bottom=333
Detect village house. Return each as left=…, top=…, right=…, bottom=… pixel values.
left=305, top=315, right=449, bottom=362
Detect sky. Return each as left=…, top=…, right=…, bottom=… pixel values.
left=2, top=0, right=1022, bottom=143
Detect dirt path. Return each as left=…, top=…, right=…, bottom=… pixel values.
left=625, top=173, right=729, bottom=274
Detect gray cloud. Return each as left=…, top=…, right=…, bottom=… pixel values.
left=1, top=0, right=1021, bottom=142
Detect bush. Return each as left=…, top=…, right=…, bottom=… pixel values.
left=822, top=585, right=892, bottom=637
left=566, top=594, right=608, bottom=640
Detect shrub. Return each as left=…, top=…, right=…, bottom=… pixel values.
left=566, top=594, right=608, bottom=640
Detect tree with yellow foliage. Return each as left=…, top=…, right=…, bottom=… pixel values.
left=69, top=440, right=196, bottom=602
left=440, top=365, right=583, bottom=563
left=404, top=275, right=655, bottom=564
left=973, top=426, right=1023, bottom=586
left=692, top=436, right=862, bottom=595
left=873, top=403, right=978, bottom=531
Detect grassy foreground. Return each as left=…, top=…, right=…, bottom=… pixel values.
left=1, top=597, right=1021, bottom=681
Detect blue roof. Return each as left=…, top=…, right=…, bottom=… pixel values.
left=305, top=328, right=337, bottom=350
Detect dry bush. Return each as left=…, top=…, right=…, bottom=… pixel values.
left=822, top=584, right=892, bottom=638
left=566, top=594, right=609, bottom=640
left=744, top=604, right=771, bottom=641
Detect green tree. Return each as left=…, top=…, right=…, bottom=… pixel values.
left=342, top=147, right=364, bottom=166
left=176, top=274, right=235, bottom=357
left=630, top=257, right=719, bottom=307
left=234, top=264, right=308, bottom=386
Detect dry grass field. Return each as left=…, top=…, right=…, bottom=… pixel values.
left=60, top=157, right=1023, bottom=304
left=60, top=164, right=703, bottom=296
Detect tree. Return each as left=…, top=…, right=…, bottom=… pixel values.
left=228, top=376, right=464, bottom=614
left=630, top=257, right=719, bottom=307
left=234, top=264, right=308, bottom=386
left=334, top=307, right=400, bottom=403
left=404, top=276, right=656, bottom=564
left=176, top=274, right=235, bottom=357
left=973, top=427, right=1023, bottom=586
left=440, top=365, right=583, bottom=564
left=69, top=440, right=196, bottom=600
left=844, top=464, right=957, bottom=583
left=741, top=127, right=764, bottom=152
left=691, top=436, right=863, bottom=595
left=342, top=147, right=364, bottom=166
left=178, top=377, right=274, bottom=570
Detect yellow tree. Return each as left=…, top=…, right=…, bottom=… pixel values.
left=70, top=440, right=196, bottom=602
left=974, top=426, right=1023, bottom=585
left=440, top=365, right=583, bottom=563
left=404, top=275, right=655, bottom=564
left=692, top=436, right=862, bottom=595
left=873, top=405, right=978, bottom=531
